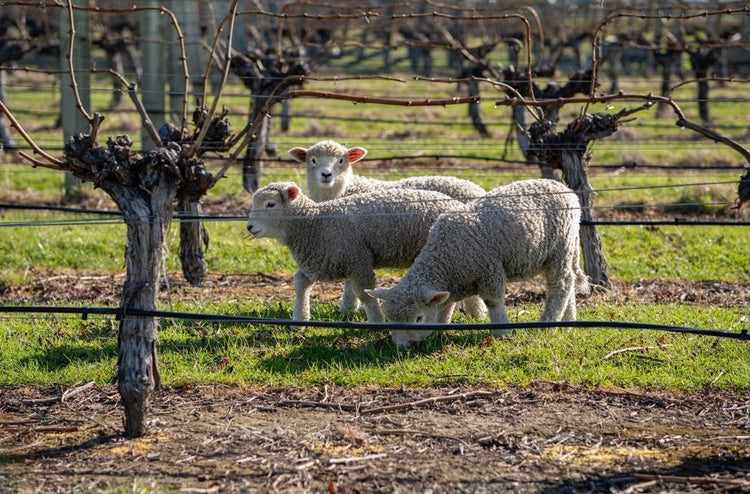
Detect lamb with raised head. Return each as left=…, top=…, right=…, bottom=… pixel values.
left=366, top=178, right=590, bottom=349
left=289, top=139, right=487, bottom=315
left=289, top=139, right=486, bottom=203
left=246, top=182, right=465, bottom=324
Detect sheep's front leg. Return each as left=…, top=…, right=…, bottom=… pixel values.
left=485, top=296, right=510, bottom=338
left=349, top=274, right=383, bottom=323
left=437, top=302, right=456, bottom=323
left=292, top=269, right=315, bottom=329
left=339, top=281, right=361, bottom=313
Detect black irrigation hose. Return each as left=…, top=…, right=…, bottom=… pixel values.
left=1, top=305, right=748, bottom=341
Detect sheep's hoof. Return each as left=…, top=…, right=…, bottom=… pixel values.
left=338, top=302, right=362, bottom=313
left=339, top=296, right=362, bottom=313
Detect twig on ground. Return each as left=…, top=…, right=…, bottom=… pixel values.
left=21, top=381, right=96, bottom=406
left=366, top=428, right=469, bottom=446
left=631, top=473, right=750, bottom=489
left=328, top=453, right=386, bottom=464
left=603, top=345, right=670, bottom=361
left=358, top=390, right=493, bottom=415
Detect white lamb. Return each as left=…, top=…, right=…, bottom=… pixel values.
left=366, top=178, right=590, bottom=349
left=289, top=139, right=487, bottom=315
left=246, top=182, right=465, bottom=325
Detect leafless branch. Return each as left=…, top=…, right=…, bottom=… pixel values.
left=189, top=0, right=240, bottom=159
left=64, top=0, right=92, bottom=124
left=589, top=7, right=750, bottom=98
left=0, top=100, right=63, bottom=166
left=127, top=83, right=162, bottom=149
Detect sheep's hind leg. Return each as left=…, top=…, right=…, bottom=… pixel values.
left=292, top=269, right=315, bottom=330
left=561, top=283, right=577, bottom=321
left=540, top=270, right=575, bottom=322
left=339, top=281, right=361, bottom=312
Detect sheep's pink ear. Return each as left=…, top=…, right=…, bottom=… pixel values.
left=288, top=147, right=308, bottom=163
left=423, top=290, right=450, bottom=307
left=284, top=184, right=301, bottom=201
left=365, top=288, right=391, bottom=301
left=348, top=147, right=367, bottom=163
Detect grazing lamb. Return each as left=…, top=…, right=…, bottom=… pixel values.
left=366, top=178, right=590, bottom=349
left=289, top=139, right=487, bottom=315
left=246, top=182, right=465, bottom=325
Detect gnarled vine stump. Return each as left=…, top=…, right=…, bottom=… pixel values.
left=63, top=111, right=230, bottom=437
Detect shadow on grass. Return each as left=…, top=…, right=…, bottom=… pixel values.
left=18, top=303, right=501, bottom=378
left=20, top=343, right=117, bottom=373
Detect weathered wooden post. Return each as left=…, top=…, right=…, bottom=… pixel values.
left=140, top=3, right=166, bottom=150
left=60, top=1, right=90, bottom=202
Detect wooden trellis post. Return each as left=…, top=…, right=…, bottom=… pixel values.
left=59, top=2, right=90, bottom=202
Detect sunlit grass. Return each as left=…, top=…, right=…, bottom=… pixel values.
left=1, top=301, right=746, bottom=391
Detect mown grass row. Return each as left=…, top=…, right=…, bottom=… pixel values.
left=1, top=302, right=746, bottom=390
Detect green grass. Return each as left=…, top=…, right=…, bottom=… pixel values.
left=1, top=301, right=746, bottom=390
left=602, top=224, right=749, bottom=283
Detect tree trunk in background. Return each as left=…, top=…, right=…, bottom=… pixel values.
left=467, top=77, right=489, bottom=138
left=560, top=152, right=610, bottom=288
left=242, top=94, right=268, bottom=192
left=170, top=0, right=209, bottom=286
left=690, top=48, right=719, bottom=125
left=179, top=199, right=208, bottom=285
left=60, top=3, right=90, bottom=202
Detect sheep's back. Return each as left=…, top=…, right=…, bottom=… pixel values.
left=394, top=176, right=485, bottom=202
left=474, top=179, right=580, bottom=277
left=341, top=189, right=462, bottom=268
left=413, top=179, right=580, bottom=284
left=342, top=175, right=484, bottom=203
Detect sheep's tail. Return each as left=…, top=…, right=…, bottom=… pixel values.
left=572, top=237, right=591, bottom=295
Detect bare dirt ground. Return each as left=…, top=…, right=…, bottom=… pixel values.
left=1, top=383, right=749, bottom=493
left=1, top=272, right=750, bottom=493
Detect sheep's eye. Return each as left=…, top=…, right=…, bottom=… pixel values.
left=415, top=315, right=424, bottom=323
left=310, top=157, right=317, bottom=166
left=338, top=158, right=344, bottom=165
left=265, top=201, right=276, bottom=209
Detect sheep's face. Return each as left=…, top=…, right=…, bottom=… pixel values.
left=289, top=141, right=367, bottom=191
left=366, top=287, right=451, bottom=349
left=247, top=182, right=301, bottom=240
